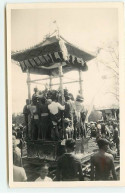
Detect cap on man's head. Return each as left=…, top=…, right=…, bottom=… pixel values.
left=76, top=95, right=84, bottom=102
left=97, top=138, right=110, bottom=149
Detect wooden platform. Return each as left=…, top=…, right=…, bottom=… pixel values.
left=21, top=138, right=94, bottom=181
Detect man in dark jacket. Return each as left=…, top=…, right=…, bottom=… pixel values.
left=23, top=99, right=30, bottom=138
left=56, top=139, right=84, bottom=181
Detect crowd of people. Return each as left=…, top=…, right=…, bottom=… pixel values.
left=12, top=87, right=120, bottom=182
left=13, top=136, right=118, bottom=182
left=22, top=87, right=86, bottom=141
left=88, top=120, right=120, bottom=156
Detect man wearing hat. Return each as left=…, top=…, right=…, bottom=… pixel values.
left=90, top=138, right=117, bottom=181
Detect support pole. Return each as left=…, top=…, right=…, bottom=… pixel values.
left=59, top=65, right=64, bottom=104
left=58, top=64, right=65, bottom=138
left=49, top=75, right=52, bottom=90
left=114, top=110, right=117, bottom=120
left=79, top=69, right=83, bottom=96
left=26, top=69, right=31, bottom=101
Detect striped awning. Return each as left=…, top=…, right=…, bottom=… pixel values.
left=11, top=35, right=96, bottom=76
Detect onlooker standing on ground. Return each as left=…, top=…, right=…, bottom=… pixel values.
left=56, top=139, right=84, bottom=181
left=13, top=136, right=27, bottom=182
left=13, top=164, right=27, bottom=182
left=113, top=123, right=120, bottom=156
left=90, top=138, right=117, bottom=181
left=96, top=123, right=102, bottom=141
left=13, top=135, right=22, bottom=167
left=35, top=164, right=52, bottom=181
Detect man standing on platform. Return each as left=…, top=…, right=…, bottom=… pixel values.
left=28, top=97, right=39, bottom=140
left=32, top=87, right=39, bottom=100
left=48, top=95, right=65, bottom=140
left=23, top=99, right=30, bottom=139
left=74, top=95, right=85, bottom=138
left=56, top=138, right=84, bottom=181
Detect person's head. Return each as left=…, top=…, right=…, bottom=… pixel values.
left=47, top=99, right=52, bottom=105
left=34, top=87, right=38, bottom=93
left=51, top=95, right=56, bottom=102
left=13, top=135, right=20, bottom=148
left=101, top=123, right=105, bottom=130
left=40, top=97, right=46, bottom=104
left=91, top=123, right=95, bottom=129
left=12, top=124, right=15, bottom=130
left=12, top=135, right=17, bottom=149
left=113, top=123, right=118, bottom=129
left=37, top=164, right=49, bottom=179
left=68, top=93, right=74, bottom=101
left=64, top=118, right=71, bottom=127
left=19, top=124, right=23, bottom=130
left=26, top=99, right=30, bottom=105
left=39, top=90, right=42, bottom=95
left=65, top=139, right=76, bottom=152
left=65, top=95, right=71, bottom=102
left=97, top=138, right=110, bottom=152
left=12, top=131, right=17, bottom=138
left=76, top=95, right=84, bottom=102
left=97, top=123, right=101, bottom=130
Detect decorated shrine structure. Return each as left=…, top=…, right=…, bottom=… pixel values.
left=11, top=33, right=96, bottom=170
left=11, top=34, right=95, bottom=101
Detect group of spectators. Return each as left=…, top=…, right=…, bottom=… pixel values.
left=23, top=87, right=86, bottom=141
left=12, top=87, right=119, bottom=182
left=13, top=135, right=118, bottom=182
left=89, top=120, right=120, bottom=156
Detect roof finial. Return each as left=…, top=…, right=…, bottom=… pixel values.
left=53, top=20, right=60, bottom=39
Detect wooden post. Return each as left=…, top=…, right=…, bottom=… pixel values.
left=58, top=64, right=65, bottom=138
left=114, top=110, right=117, bottom=120
left=49, top=75, right=52, bottom=90
left=79, top=69, right=83, bottom=96
left=26, top=69, right=31, bottom=100
left=58, top=65, right=64, bottom=104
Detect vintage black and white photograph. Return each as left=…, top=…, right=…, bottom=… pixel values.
left=7, top=2, right=124, bottom=187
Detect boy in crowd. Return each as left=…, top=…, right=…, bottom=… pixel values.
left=35, top=164, right=52, bottom=181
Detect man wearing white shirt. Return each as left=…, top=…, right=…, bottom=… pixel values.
left=48, top=96, right=65, bottom=140
left=48, top=100, right=65, bottom=115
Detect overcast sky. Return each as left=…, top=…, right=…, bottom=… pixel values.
left=11, top=7, right=118, bottom=114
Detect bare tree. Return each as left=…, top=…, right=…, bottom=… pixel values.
left=96, top=41, right=119, bottom=102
